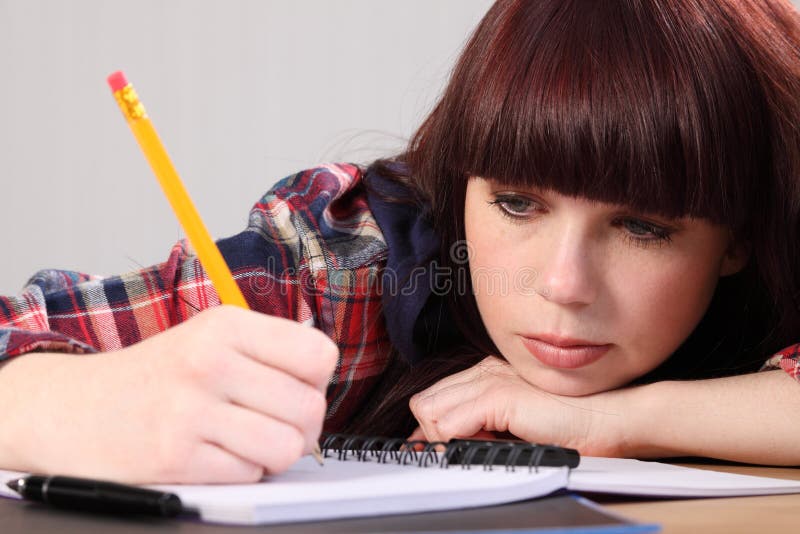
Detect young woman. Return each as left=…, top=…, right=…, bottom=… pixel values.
left=1, top=0, right=799, bottom=484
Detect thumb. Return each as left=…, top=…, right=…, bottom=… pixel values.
left=465, top=429, right=500, bottom=440
left=405, top=426, right=429, bottom=451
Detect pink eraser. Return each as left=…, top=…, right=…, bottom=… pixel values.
left=107, top=71, right=128, bottom=92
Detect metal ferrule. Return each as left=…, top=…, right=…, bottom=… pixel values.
left=113, top=84, right=148, bottom=121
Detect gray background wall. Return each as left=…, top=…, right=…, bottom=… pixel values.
left=0, top=0, right=493, bottom=295
left=1, top=1, right=798, bottom=295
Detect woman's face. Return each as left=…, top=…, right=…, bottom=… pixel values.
left=463, top=177, right=747, bottom=396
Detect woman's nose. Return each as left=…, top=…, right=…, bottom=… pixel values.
left=534, top=228, right=599, bottom=306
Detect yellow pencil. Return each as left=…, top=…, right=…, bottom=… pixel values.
left=107, top=71, right=248, bottom=309
left=107, top=70, right=324, bottom=465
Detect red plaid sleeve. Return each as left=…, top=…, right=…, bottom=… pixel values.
left=0, top=238, right=228, bottom=358
left=0, top=163, right=393, bottom=427
left=761, top=343, right=800, bottom=380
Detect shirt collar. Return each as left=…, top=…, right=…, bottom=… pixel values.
left=364, top=168, right=462, bottom=364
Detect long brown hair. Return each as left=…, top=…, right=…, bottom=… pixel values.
left=347, top=0, right=800, bottom=437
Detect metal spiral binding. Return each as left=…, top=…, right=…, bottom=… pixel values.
left=321, top=433, right=448, bottom=468
left=319, top=433, right=574, bottom=472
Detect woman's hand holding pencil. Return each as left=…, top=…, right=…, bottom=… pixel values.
left=0, top=307, right=338, bottom=484
left=0, top=71, right=338, bottom=485
left=107, top=71, right=328, bottom=468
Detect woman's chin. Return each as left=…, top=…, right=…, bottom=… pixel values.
left=545, top=382, right=609, bottom=397
left=522, top=370, right=622, bottom=397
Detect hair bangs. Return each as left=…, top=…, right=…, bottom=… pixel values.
left=444, top=0, right=770, bottom=232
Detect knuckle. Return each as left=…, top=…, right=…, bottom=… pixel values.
left=408, top=393, right=426, bottom=417
left=196, top=305, right=223, bottom=327
left=242, top=464, right=265, bottom=484
left=298, top=387, right=327, bottom=426
left=269, top=428, right=304, bottom=474
left=151, top=427, right=193, bottom=482
left=199, top=305, right=238, bottom=332
left=181, top=351, right=226, bottom=385
left=322, top=337, right=341, bottom=366
left=310, top=331, right=340, bottom=368
left=436, top=420, right=456, bottom=441
left=408, top=393, right=420, bottom=411
left=301, top=331, right=339, bottom=385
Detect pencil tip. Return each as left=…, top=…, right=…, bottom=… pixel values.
left=312, top=445, right=325, bottom=466
left=6, top=479, right=20, bottom=493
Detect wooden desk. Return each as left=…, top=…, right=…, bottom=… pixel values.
left=599, top=463, right=800, bottom=533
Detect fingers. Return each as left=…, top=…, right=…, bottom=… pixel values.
left=405, top=427, right=445, bottom=452
left=201, top=306, right=339, bottom=390
left=214, top=353, right=327, bottom=447
left=410, top=379, right=489, bottom=443
left=139, top=306, right=340, bottom=481
left=406, top=426, right=427, bottom=442
left=168, top=443, right=264, bottom=485
left=409, top=356, right=515, bottom=443
left=202, top=401, right=307, bottom=475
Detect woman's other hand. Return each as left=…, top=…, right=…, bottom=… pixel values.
left=409, top=355, right=632, bottom=456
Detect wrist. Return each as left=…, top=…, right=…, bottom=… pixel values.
left=600, top=381, right=666, bottom=458
left=0, top=353, right=67, bottom=471
left=614, top=380, right=686, bottom=458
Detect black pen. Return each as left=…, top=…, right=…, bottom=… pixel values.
left=6, top=475, right=184, bottom=518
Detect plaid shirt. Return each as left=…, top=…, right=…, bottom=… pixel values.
left=1, top=163, right=799, bottom=431
left=0, top=164, right=398, bottom=430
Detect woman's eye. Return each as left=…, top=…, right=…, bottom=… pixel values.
left=618, top=218, right=674, bottom=248
left=488, top=194, right=540, bottom=220
left=486, top=193, right=675, bottom=247
left=623, top=219, right=658, bottom=236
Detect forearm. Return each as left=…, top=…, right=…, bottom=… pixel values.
left=621, top=371, right=800, bottom=465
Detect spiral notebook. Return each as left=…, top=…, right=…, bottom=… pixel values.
left=3, top=433, right=800, bottom=526
left=154, top=434, right=580, bottom=525
left=152, top=433, right=800, bottom=525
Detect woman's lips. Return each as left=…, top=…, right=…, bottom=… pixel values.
left=520, top=336, right=612, bottom=369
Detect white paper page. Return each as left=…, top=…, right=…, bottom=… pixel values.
left=150, top=456, right=569, bottom=525
left=3, top=456, right=799, bottom=525
left=569, top=457, right=800, bottom=497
